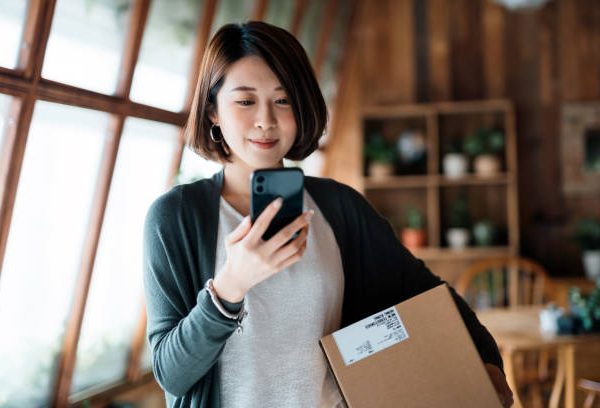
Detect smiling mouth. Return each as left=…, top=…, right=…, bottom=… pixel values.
left=249, top=139, right=279, bottom=149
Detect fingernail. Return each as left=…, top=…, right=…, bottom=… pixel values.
left=304, top=210, right=314, bottom=221
left=273, top=197, right=283, bottom=208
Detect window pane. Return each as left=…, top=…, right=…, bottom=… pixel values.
left=177, top=145, right=222, bottom=184
left=0, top=0, right=27, bottom=69
left=0, top=94, right=16, bottom=149
left=297, top=0, right=327, bottom=62
left=211, top=0, right=256, bottom=36
left=130, top=0, right=205, bottom=112
left=71, top=118, right=179, bottom=394
left=0, top=101, right=108, bottom=407
left=320, top=1, right=352, bottom=109
left=43, top=0, right=133, bottom=94
left=264, top=0, right=294, bottom=30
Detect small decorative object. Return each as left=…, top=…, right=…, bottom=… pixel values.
left=574, top=218, right=600, bottom=281
left=401, top=206, right=427, bottom=251
left=364, top=133, right=396, bottom=179
left=442, top=140, right=468, bottom=179
left=396, top=130, right=426, bottom=165
left=446, top=197, right=471, bottom=249
left=539, top=304, right=564, bottom=336
left=557, top=281, right=600, bottom=335
left=472, top=219, right=497, bottom=247
left=463, top=128, right=505, bottom=177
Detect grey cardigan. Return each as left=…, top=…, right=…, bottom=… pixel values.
left=143, top=170, right=502, bottom=408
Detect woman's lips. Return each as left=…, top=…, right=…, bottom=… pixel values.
left=249, top=139, right=278, bottom=149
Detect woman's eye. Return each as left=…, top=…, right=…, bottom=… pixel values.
left=236, top=100, right=254, bottom=106
left=276, top=98, right=290, bottom=105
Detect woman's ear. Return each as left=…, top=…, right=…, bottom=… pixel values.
left=208, top=105, right=218, bottom=125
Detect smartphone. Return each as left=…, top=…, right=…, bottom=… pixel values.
left=250, top=168, right=304, bottom=240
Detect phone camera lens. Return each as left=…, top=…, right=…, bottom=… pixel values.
left=256, top=176, right=265, bottom=183
left=256, top=185, right=264, bottom=193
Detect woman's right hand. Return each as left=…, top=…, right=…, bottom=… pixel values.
left=212, top=197, right=314, bottom=303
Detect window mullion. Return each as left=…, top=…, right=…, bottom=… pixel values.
left=290, top=0, right=308, bottom=37
left=253, top=0, right=269, bottom=21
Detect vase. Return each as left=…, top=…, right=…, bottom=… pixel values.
left=473, top=154, right=501, bottom=177
left=446, top=228, right=470, bottom=249
left=583, top=250, right=600, bottom=281
left=442, top=153, right=468, bottom=179
left=472, top=221, right=496, bottom=247
left=368, top=162, right=394, bottom=179
left=401, top=228, right=427, bottom=251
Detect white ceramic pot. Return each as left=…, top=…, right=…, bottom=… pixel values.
left=368, top=162, right=394, bottom=179
left=446, top=228, right=470, bottom=249
left=442, top=153, right=468, bottom=179
left=583, top=250, right=600, bottom=281
left=473, top=154, right=501, bottom=177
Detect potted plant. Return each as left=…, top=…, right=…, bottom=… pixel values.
left=557, top=281, right=600, bottom=335
left=364, top=133, right=396, bottom=179
left=401, top=206, right=427, bottom=251
left=472, top=219, right=497, bottom=247
left=463, top=128, right=505, bottom=177
left=574, top=218, right=600, bottom=281
left=446, top=197, right=471, bottom=249
left=442, top=139, right=468, bottom=179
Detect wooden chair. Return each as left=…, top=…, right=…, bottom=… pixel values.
left=455, top=256, right=555, bottom=408
left=579, top=379, right=600, bottom=408
left=455, top=256, right=554, bottom=309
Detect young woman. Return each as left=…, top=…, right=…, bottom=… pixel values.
left=143, top=21, right=513, bottom=408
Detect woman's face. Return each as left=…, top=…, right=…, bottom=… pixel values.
left=210, top=55, right=297, bottom=171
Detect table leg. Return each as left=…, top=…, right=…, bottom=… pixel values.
left=565, top=345, right=575, bottom=408
left=502, top=350, right=524, bottom=408
left=549, top=347, right=565, bottom=408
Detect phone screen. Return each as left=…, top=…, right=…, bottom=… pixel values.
left=250, top=168, right=304, bottom=240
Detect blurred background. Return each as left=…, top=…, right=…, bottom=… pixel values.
left=0, top=0, right=599, bottom=407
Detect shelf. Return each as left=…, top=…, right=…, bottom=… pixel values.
left=365, top=175, right=432, bottom=189
left=364, top=173, right=511, bottom=190
left=411, top=246, right=514, bottom=261
left=437, top=173, right=510, bottom=187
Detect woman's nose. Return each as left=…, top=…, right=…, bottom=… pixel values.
left=255, top=103, right=277, bottom=130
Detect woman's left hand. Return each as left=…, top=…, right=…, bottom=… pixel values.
left=485, top=363, right=513, bottom=407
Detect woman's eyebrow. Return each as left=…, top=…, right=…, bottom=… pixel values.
left=229, top=85, right=284, bottom=92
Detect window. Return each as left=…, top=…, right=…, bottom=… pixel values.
left=0, top=101, right=109, bottom=407
left=130, top=0, right=206, bottom=111
left=0, top=0, right=28, bottom=69
left=0, top=94, right=15, bottom=149
left=71, top=118, right=179, bottom=393
left=43, top=0, right=133, bottom=94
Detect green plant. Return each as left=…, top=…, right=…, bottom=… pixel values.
left=364, top=133, right=396, bottom=164
left=444, top=139, right=464, bottom=155
left=574, top=218, right=600, bottom=251
left=448, top=197, right=471, bottom=229
left=462, top=128, right=505, bottom=157
left=405, top=207, right=425, bottom=229
left=567, top=280, right=600, bottom=333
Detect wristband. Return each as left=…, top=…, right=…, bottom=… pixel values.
left=205, top=278, right=247, bottom=333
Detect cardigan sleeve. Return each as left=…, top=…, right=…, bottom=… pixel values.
left=338, top=182, right=504, bottom=371
left=143, top=189, right=242, bottom=397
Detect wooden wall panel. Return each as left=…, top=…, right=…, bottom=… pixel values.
left=325, top=0, right=600, bottom=277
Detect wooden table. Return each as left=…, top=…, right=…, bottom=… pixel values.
left=478, top=306, right=600, bottom=408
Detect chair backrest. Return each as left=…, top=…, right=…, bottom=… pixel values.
left=455, top=256, right=553, bottom=309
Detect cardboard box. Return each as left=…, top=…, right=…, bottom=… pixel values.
left=320, top=285, right=502, bottom=408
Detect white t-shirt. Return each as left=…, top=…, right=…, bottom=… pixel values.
left=215, top=190, right=346, bottom=408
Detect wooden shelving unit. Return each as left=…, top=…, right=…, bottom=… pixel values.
left=361, top=99, right=519, bottom=283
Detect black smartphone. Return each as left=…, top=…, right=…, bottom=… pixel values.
left=250, top=168, right=304, bottom=240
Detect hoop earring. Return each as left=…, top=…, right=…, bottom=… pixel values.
left=210, top=124, right=223, bottom=143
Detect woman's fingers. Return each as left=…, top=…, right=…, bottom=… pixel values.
left=246, top=197, right=283, bottom=242
left=226, top=216, right=252, bottom=245
left=271, top=226, right=309, bottom=267
left=266, top=210, right=313, bottom=251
